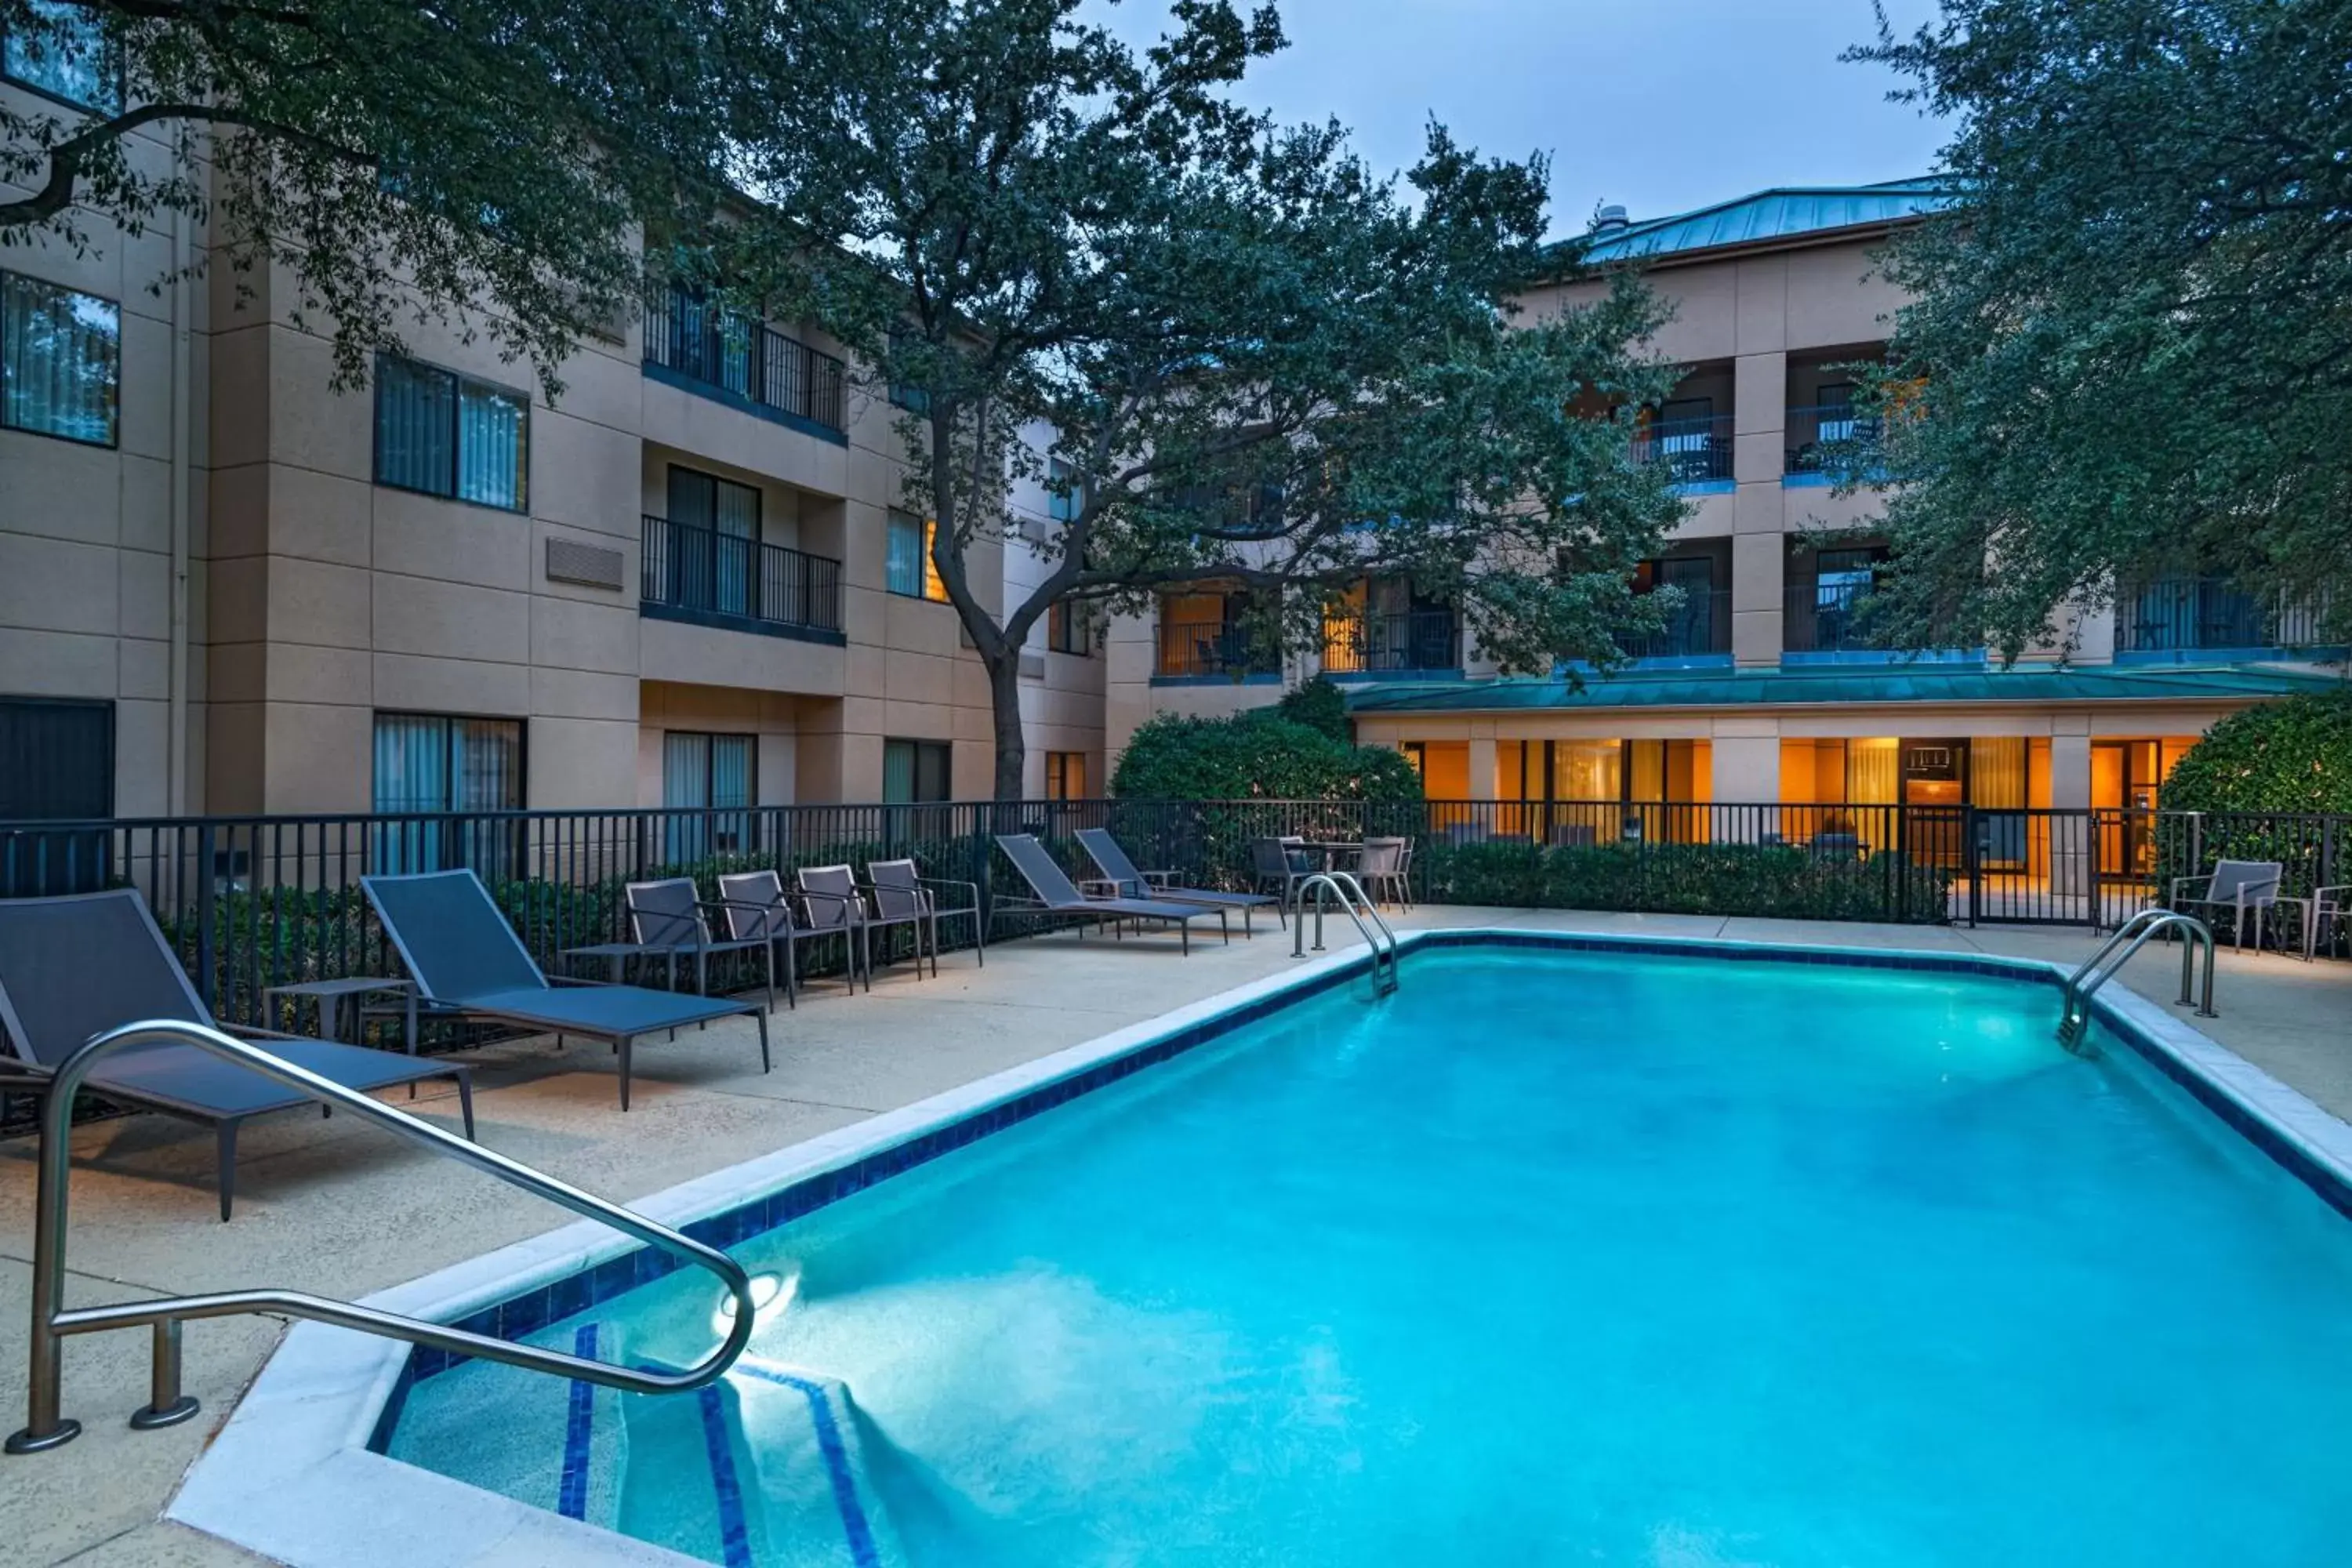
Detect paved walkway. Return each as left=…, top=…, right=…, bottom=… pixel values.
left=2, top=909, right=2344, bottom=1565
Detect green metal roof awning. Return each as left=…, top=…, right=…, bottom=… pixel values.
left=1566, top=178, right=1959, bottom=266
left=1342, top=663, right=2344, bottom=716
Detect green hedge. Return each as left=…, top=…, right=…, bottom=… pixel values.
left=1415, top=839, right=1953, bottom=924
left=1111, top=711, right=1423, bottom=803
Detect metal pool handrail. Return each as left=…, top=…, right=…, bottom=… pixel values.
left=6, top=1018, right=757, bottom=1456
left=1293, top=871, right=1401, bottom=994
left=2057, top=908, right=2216, bottom=1051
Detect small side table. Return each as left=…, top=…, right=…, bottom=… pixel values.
left=262, top=977, right=418, bottom=1053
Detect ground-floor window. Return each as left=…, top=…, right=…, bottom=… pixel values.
left=1044, top=750, right=1087, bottom=800
left=663, top=731, right=755, bottom=862
left=371, top=712, right=524, bottom=873
left=884, top=737, right=954, bottom=840
left=0, top=697, right=114, bottom=895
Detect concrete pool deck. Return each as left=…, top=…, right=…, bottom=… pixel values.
left=4, top=908, right=2348, bottom=1566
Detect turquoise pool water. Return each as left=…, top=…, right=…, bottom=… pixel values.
left=389, top=946, right=2352, bottom=1566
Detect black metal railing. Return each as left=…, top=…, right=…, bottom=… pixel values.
left=1320, top=611, right=1461, bottom=675
left=642, top=289, right=847, bottom=434
left=1632, top=413, right=1734, bottom=485
left=1613, top=587, right=1731, bottom=660
left=1784, top=403, right=1884, bottom=476
left=1783, top=581, right=1887, bottom=654
left=1157, top=621, right=1279, bottom=679
left=2114, top=578, right=2334, bottom=653
left=641, top=516, right=843, bottom=634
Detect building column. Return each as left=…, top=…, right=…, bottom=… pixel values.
left=1467, top=734, right=1500, bottom=800
left=1710, top=730, right=1782, bottom=843
left=1730, top=348, right=1788, bottom=667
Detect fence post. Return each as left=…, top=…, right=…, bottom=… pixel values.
left=193, top=821, right=217, bottom=1013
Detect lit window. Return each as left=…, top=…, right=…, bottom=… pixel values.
left=373, top=355, right=529, bottom=511
left=886, top=509, right=947, bottom=601
left=1045, top=751, right=1087, bottom=800
left=1047, top=598, right=1093, bottom=655
left=2, top=2, right=116, bottom=112
left=1, top=270, right=118, bottom=445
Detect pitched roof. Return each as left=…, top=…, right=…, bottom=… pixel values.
left=1570, top=178, right=1958, bottom=267
left=1342, top=662, right=2344, bottom=716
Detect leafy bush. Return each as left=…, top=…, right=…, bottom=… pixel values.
left=1416, top=839, right=1951, bottom=924
left=1272, top=675, right=1352, bottom=742
left=2162, top=690, right=2352, bottom=815
left=1112, top=710, right=1423, bottom=802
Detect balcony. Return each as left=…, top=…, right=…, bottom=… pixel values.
left=1784, top=404, right=1883, bottom=483
left=1321, top=610, right=1462, bottom=678
left=1631, top=413, right=1733, bottom=490
left=640, top=515, right=844, bottom=643
left=2115, top=578, right=2335, bottom=659
left=1782, top=581, right=1980, bottom=664
left=642, top=289, right=848, bottom=440
left=1612, top=587, right=1730, bottom=663
left=1156, top=621, right=1280, bottom=681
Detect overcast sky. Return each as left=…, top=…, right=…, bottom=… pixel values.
left=1102, top=0, right=1950, bottom=238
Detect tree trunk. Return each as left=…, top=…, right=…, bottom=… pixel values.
left=988, top=648, right=1027, bottom=801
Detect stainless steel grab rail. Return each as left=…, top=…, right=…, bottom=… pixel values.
left=6, top=1019, right=757, bottom=1456
left=1293, top=872, right=1401, bottom=994
left=2057, top=908, right=2216, bottom=1051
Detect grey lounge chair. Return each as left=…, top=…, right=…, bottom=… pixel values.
left=0, top=888, right=475, bottom=1220
left=1074, top=828, right=1277, bottom=935
left=866, top=858, right=983, bottom=971
left=993, top=834, right=1225, bottom=953
left=361, top=869, right=768, bottom=1111
left=623, top=877, right=779, bottom=1007
left=2172, top=858, right=2285, bottom=950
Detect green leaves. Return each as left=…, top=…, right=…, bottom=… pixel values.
left=2164, top=690, right=2352, bottom=816
left=1110, top=710, right=1424, bottom=804
left=1850, top=0, right=2352, bottom=655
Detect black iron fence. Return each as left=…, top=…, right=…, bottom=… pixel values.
left=1632, top=412, right=1734, bottom=485
left=1156, top=621, right=1279, bottom=679
left=2114, top=578, right=2334, bottom=654
left=642, top=287, right=848, bottom=435
left=1613, top=587, right=1730, bottom=661
left=641, top=515, right=844, bottom=635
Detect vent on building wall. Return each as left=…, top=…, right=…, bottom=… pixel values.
left=546, top=537, right=626, bottom=591
left=1019, top=650, right=1046, bottom=681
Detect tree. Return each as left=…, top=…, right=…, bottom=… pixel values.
left=721, top=0, right=1687, bottom=798
left=0, top=1, right=738, bottom=394
left=1846, top=0, right=2352, bottom=659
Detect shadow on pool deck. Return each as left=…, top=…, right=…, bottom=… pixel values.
left=3, top=909, right=2347, bottom=1566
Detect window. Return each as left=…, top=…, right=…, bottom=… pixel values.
left=1047, top=456, right=1083, bottom=524
left=1047, top=597, right=1093, bottom=655
left=883, top=739, right=953, bottom=804
left=373, top=355, right=529, bottom=510
left=1156, top=587, right=1276, bottom=677
left=667, top=466, right=762, bottom=618
left=0, top=697, right=112, bottom=895
left=662, top=731, right=755, bottom=862
left=2, top=270, right=118, bottom=445
left=1045, top=751, right=1087, bottom=800
left=2, top=2, right=116, bottom=111
left=886, top=509, right=947, bottom=601
left=371, top=713, right=525, bottom=873
left=886, top=327, right=931, bottom=414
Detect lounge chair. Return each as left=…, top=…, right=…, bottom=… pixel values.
left=867, top=858, right=983, bottom=971
left=993, top=834, right=1226, bottom=953
left=0, top=887, right=475, bottom=1220
left=2172, top=858, right=2285, bottom=950
left=623, top=877, right=779, bottom=1007
left=1074, top=827, right=1278, bottom=935
left=361, top=870, right=768, bottom=1111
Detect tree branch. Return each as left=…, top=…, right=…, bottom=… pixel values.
left=0, top=101, right=372, bottom=228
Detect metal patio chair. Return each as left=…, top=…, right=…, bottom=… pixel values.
left=622, top=877, right=779, bottom=1008
left=866, top=858, right=984, bottom=973
left=710, top=869, right=850, bottom=1004
left=2172, top=858, right=2285, bottom=951
left=796, top=865, right=873, bottom=992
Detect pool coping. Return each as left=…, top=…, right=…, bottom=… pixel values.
left=168, top=927, right=2352, bottom=1568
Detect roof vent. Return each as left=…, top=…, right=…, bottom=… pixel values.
left=1593, top=203, right=1630, bottom=234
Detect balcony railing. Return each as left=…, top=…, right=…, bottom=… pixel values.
left=1157, top=621, right=1279, bottom=679
left=1783, top=580, right=1886, bottom=654
left=1632, top=413, right=1733, bottom=486
left=1613, top=587, right=1731, bottom=660
left=1320, top=611, right=1461, bottom=675
left=1785, top=404, right=1884, bottom=477
left=643, top=289, right=847, bottom=435
left=641, top=515, right=843, bottom=635
left=2115, top=578, right=2333, bottom=653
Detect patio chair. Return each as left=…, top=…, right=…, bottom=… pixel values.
left=2172, top=858, right=2285, bottom=950
left=866, top=858, right=984, bottom=974
left=0, top=887, right=475, bottom=1220
left=712, top=871, right=850, bottom=1004
left=993, top=834, right=1226, bottom=953
left=1250, top=837, right=1317, bottom=920
left=1354, top=837, right=1412, bottom=911
left=1075, top=828, right=1279, bottom=935
left=622, top=877, right=779, bottom=1008
left=797, top=866, right=873, bottom=993
left=361, top=870, right=768, bottom=1112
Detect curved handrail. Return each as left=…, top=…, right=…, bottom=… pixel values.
left=8, top=1019, right=755, bottom=1455
left=2058, top=908, right=2216, bottom=1049
left=1293, top=872, right=1400, bottom=992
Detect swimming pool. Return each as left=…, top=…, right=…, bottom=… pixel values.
left=177, top=934, right=2352, bottom=1566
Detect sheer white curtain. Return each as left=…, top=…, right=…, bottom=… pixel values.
left=1848, top=738, right=1900, bottom=851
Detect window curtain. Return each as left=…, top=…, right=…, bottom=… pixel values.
left=713, top=478, right=759, bottom=616
left=886, top=511, right=924, bottom=597
left=456, top=382, right=526, bottom=509
left=2, top=271, right=119, bottom=445
left=372, top=714, right=450, bottom=873
left=1847, top=737, right=1900, bottom=852
left=881, top=739, right=916, bottom=806
left=375, top=358, right=454, bottom=495
left=663, top=733, right=712, bottom=863
left=710, top=734, right=753, bottom=855
left=1973, top=737, right=2027, bottom=810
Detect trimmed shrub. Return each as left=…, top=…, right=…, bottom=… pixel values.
left=2161, top=689, right=2352, bottom=815
left=1111, top=710, right=1423, bottom=803
left=1416, top=838, right=1951, bottom=924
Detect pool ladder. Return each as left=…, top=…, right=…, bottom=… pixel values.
left=1293, top=872, right=1401, bottom=995
left=2056, top=908, right=2216, bottom=1053
left=6, top=1019, right=758, bottom=1456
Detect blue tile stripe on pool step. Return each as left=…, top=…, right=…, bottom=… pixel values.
left=695, top=1381, right=755, bottom=1568
left=376, top=928, right=2352, bottom=1416
left=557, top=1323, right=598, bottom=1521
left=735, top=1364, right=884, bottom=1568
